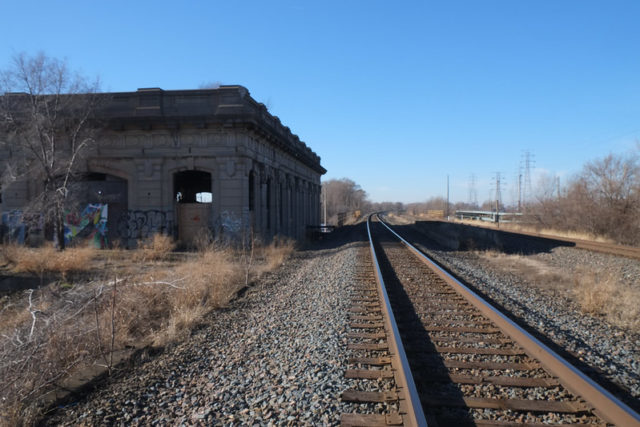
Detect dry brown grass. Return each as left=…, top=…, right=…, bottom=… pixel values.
left=574, top=269, right=640, bottom=330
left=257, top=236, right=296, bottom=272
left=151, top=247, right=244, bottom=345
left=0, top=237, right=293, bottom=424
left=2, top=244, right=96, bottom=278
left=0, top=296, right=32, bottom=334
left=505, top=223, right=615, bottom=244
left=478, top=250, right=640, bottom=332
left=479, top=250, right=570, bottom=292
left=132, top=233, right=176, bottom=262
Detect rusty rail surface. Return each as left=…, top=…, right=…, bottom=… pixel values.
left=378, top=214, right=640, bottom=426
left=340, top=215, right=427, bottom=426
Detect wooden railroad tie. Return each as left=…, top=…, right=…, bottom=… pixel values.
left=341, top=413, right=403, bottom=426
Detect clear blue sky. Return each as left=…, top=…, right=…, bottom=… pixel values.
left=2, top=1, right=639, bottom=204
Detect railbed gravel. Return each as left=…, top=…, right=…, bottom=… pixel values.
left=46, top=239, right=368, bottom=426
left=406, top=228, right=640, bottom=411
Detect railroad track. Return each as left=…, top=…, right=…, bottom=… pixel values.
left=494, top=227, right=640, bottom=260
left=452, top=220, right=640, bottom=261
left=340, top=214, right=640, bottom=426
left=569, top=238, right=640, bottom=261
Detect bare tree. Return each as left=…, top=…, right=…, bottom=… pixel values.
left=0, top=52, right=101, bottom=249
left=405, top=197, right=450, bottom=216
left=528, top=172, right=564, bottom=229
left=322, top=178, right=369, bottom=222
left=575, top=152, right=640, bottom=242
left=528, top=151, right=640, bottom=244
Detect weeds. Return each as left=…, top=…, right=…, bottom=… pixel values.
left=478, top=250, right=640, bottom=331
left=0, top=236, right=293, bottom=424
left=133, top=234, right=176, bottom=262
left=2, top=244, right=96, bottom=277
left=257, top=236, right=295, bottom=272
left=574, top=269, right=640, bottom=330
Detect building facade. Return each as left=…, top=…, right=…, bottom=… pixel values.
left=0, top=86, right=326, bottom=246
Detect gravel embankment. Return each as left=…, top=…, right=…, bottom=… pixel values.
left=412, top=240, right=640, bottom=410
left=46, top=239, right=364, bottom=426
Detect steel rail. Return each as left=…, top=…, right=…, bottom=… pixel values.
left=377, top=214, right=640, bottom=427
left=452, top=219, right=640, bottom=261
left=366, top=215, right=428, bottom=427
left=571, top=239, right=640, bottom=260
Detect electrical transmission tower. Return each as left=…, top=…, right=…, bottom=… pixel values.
left=520, top=150, right=535, bottom=208
left=468, top=174, right=478, bottom=207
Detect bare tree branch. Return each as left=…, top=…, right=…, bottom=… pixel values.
left=0, top=52, right=102, bottom=249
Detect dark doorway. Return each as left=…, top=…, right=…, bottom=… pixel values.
left=173, top=170, right=212, bottom=245
left=174, top=170, right=212, bottom=203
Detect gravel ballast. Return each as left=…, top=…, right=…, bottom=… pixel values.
left=43, top=221, right=640, bottom=424
left=47, top=240, right=364, bottom=426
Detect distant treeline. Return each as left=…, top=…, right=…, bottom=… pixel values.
left=323, top=150, right=640, bottom=246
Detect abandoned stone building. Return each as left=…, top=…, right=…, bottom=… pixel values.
left=0, top=86, right=326, bottom=246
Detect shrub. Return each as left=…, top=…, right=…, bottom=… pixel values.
left=260, top=236, right=296, bottom=271
left=133, top=234, right=176, bottom=262
left=574, top=269, right=640, bottom=330
left=2, top=244, right=96, bottom=277
left=0, top=236, right=295, bottom=423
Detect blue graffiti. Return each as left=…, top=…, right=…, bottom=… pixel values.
left=1, top=210, right=26, bottom=244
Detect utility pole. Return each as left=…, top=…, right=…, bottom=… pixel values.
left=323, top=186, right=327, bottom=225
left=492, top=172, right=503, bottom=223
left=517, top=173, right=522, bottom=212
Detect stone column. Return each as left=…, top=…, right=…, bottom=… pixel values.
left=259, top=168, right=267, bottom=237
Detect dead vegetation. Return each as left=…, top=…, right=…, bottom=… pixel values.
left=479, top=250, right=570, bottom=292
left=505, top=224, right=615, bottom=244
left=479, top=250, right=640, bottom=332
left=1, top=244, right=97, bottom=278
left=132, top=234, right=176, bottom=262
left=0, top=235, right=295, bottom=425
left=573, top=269, right=640, bottom=330
left=528, top=152, right=640, bottom=246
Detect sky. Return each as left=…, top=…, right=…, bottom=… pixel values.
left=1, top=1, right=639, bottom=204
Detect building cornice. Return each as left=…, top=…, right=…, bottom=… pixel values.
left=96, top=86, right=326, bottom=174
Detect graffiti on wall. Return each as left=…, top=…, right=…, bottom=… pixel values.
left=218, top=211, right=243, bottom=234
left=1, top=210, right=26, bottom=244
left=64, top=204, right=109, bottom=248
left=212, top=210, right=251, bottom=245
left=116, top=210, right=172, bottom=240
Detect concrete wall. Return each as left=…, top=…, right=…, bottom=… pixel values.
left=412, top=221, right=574, bottom=254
